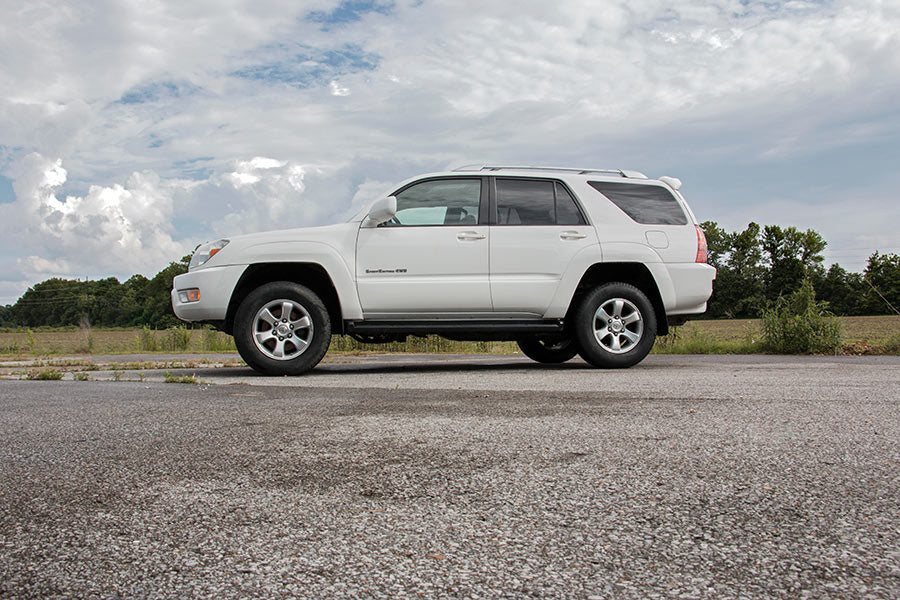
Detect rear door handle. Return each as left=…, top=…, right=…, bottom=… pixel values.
left=457, top=231, right=486, bottom=240
left=560, top=231, right=587, bottom=240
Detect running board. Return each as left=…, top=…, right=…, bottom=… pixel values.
left=345, top=319, right=564, bottom=335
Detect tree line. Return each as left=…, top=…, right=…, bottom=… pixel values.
left=0, top=256, right=190, bottom=328
left=702, top=222, right=899, bottom=318
left=1, top=225, right=898, bottom=329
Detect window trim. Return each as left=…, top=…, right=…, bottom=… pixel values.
left=489, top=176, right=590, bottom=226
left=382, top=176, right=489, bottom=227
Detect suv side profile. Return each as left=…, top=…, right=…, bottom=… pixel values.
left=172, top=165, right=715, bottom=374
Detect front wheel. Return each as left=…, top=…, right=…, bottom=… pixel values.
left=574, top=283, right=656, bottom=369
left=234, top=282, right=331, bottom=375
left=517, top=336, right=579, bottom=364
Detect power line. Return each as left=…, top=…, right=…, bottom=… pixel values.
left=823, top=246, right=900, bottom=252
left=864, top=277, right=900, bottom=316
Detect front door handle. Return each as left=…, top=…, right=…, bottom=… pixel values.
left=560, top=231, right=587, bottom=240
left=457, top=231, right=486, bottom=241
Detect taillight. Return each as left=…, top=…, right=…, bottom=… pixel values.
left=695, top=225, right=708, bottom=263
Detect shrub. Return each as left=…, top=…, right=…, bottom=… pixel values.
left=25, top=329, right=36, bottom=353
left=202, top=328, right=236, bottom=352
left=162, top=326, right=192, bottom=352
left=761, top=278, right=842, bottom=354
left=137, top=326, right=158, bottom=352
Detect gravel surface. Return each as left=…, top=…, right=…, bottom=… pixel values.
left=1, top=355, right=898, bottom=599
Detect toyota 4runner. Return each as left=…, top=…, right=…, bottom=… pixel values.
left=172, top=165, right=715, bottom=374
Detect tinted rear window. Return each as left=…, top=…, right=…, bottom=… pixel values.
left=587, top=181, right=687, bottom=225
left=496, top=179, right=588, bottom=225
left=496, top=179, right=555, bottom=225
left=554, top=183, right=587, bottom=225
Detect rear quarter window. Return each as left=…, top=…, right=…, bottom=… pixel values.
left=587, top=181, right=687, bottom=225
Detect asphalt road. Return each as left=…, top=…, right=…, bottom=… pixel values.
left=1, top=354, right=899, bottom=599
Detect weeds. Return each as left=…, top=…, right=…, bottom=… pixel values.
left=164, top=371, right=200, bottom=384
left=652, top=327, right=761, bottom=354
left=27, top=369, right=63, bottom=380
left=73, top=372, right=91, bottom=381
left=202, top=328, right=236, bottom=352
left=881, top=335, right=900, bottom=355
left=137, top=327, right=158, bottom=352
left=162, top=327, right=192, bottom=352
left=77, top=316, right=94, bottom=354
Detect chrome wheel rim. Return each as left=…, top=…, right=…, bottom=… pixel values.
left=252, top=299, right=313, bottom=361
left=592, top=298, right=643, bottom=354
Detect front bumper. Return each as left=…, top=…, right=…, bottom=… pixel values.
left=171, top=264, right=247, bottom=322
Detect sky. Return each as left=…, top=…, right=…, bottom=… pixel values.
left=1, top=0, right=899, bottom=305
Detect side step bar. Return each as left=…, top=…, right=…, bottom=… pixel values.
left=345, top=319, right=564, bottom=335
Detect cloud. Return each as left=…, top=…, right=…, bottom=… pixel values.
left=0, top=151, right=394, bottom=301
left=1, top=153, right=186, bottom=281
left=0, top=0, right=899, bottom=303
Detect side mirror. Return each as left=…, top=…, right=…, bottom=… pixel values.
left=365, top=196, right=397, bottom=226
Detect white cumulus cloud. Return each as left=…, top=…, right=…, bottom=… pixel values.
left=1, top=0, right=899, bottom=303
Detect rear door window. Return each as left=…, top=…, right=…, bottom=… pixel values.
left=587, top=181, right=687, bottom=225
left=554, top=182, right=587, bottom=225
left=496, top=179, right=587, bottom=225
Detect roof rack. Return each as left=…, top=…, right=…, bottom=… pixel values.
left=452, top=165, right=649, bottom=179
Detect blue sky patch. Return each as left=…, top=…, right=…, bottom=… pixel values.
left=232, top=44, right=379, bottom=88
left=173, top=157, right=215, bottom=180
left=0, top=175, right=14, bottom=204
left=118, top=80, right=198, bottom=105
left=308, top=0, right=393, bottom=30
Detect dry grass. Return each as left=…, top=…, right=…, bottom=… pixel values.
left=0, top=327, right=235, bottom=356
left=1, top=315, right=899, bottom=357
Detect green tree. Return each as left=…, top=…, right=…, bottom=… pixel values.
left=761, top=225, right=826, bottom=301
left=860, top=252, right=900, bottom=315
left=11, top=278, right=85, bottom=327
left=700, top=220, right=728, bottom=271
left=814, top=263, right=865, bottom=316
left=138, top=255, right=190, bottom=327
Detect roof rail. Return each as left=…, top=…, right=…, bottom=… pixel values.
left=452, top=165, right=648, bottom=179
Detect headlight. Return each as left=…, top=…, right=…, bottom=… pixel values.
left=189, top=239, right=230, bottom=270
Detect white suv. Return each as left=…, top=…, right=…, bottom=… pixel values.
left=172, top=165, right=715, bottom=374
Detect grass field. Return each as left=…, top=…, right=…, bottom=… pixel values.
left=1, top=315, right=899, bottom=357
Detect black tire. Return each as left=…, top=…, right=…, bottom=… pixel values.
left=574, top=282, right=656, bottom=369
left=234, top=282, right=331, bottom=375
left=517, top=336, right=579, bottom=364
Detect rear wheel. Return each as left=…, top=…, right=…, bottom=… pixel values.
left=234, top=282, right=331, bottom=375
left=517, top=336, right=579, bottom=364
left=574, top=282, right=656, bottom=368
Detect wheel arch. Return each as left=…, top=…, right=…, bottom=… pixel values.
left=224, top=263, right=343, bottom=334
left=567, top=262, right=668, bottom=336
